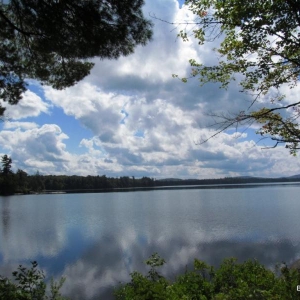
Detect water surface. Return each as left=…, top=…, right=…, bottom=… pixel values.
left=1, top=184, right=300, bottom=299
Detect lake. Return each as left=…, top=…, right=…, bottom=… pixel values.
left=1, top=183, right=300, bottom=299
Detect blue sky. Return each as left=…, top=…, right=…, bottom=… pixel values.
left=0, top=0, right=299, bottom=178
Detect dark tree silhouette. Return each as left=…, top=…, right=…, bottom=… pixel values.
left=0, top=0, right=153, bottom=115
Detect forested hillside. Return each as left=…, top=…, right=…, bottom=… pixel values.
left=1, top=155, right=299, bottom=195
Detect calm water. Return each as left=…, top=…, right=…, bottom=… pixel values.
left=1, top=183, right=300, bottom=299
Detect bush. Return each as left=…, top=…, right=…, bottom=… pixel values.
left=0, top=261, right=67, bottom=300
left=2, top=255, right=300, bottom=299
left=115, top=254, right=300, bottom=300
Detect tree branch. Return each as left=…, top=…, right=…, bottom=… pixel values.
left=0, top=7, right=40, bottom=36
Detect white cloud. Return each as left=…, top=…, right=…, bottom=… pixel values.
left=0, top=124, right=70, bottom=174
left=3, top=121, right=38, bottom=130
left=0, top=0, right=298, bottom=179
left=1, top=90, right=50, bottom=119
left=2, top=75, right=297, bottom=178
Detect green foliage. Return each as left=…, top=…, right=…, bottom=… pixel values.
left=0, top=0, right=153, bottom=115
left=177, top=0, right=300, bottom=153
left=0, top=261, right=67, bottom=300
left=1, top=154, right=12, bottom=176
left=250, top=108, right=300, bottom=155
left=115, top=254, right=300, bottom=300
left=184, top=0, right=300, bottom=93
left=0, top=155, right=30, bottom=195
left=115, top=253, right=169, bottom=300
left=145, top=253, right=166, bottom=282
left=0, top=154, right=15, bottom=195
left=15, top=169, right=29, bottom=193
left=2, top=256, right=300, bottom=299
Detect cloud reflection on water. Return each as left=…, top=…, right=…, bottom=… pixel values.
left=0, top=188, right=300, bottom=299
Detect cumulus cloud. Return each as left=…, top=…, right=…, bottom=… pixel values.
left=0, top=124, right=70, bottom=174
left=1, top=90, right=50, bottom=119
left=42, top=77, right=300, bottom=178
left=44, top=83, right=127, bottom=137
left=3, top=121, right=38, bottom=130
left=0, top=0, right=298, bottom=179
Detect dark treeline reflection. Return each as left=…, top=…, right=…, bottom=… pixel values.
left=2, top=171, right=300, bottom=195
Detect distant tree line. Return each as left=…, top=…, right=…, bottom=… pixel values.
left=155, top=176, right=300, bottom=186
left=0, top=155, right=156, bottom=195
left=1, top=155, right=299, bottom=195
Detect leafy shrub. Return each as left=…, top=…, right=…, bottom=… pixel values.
left=115, top=254, right=300, bottom=300
left=2, top=256, right=300, bottom=299
left=0, top=261, right=67, bottom=300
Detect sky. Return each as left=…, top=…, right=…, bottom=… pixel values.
left=0, top=0, right=299, bottom=179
